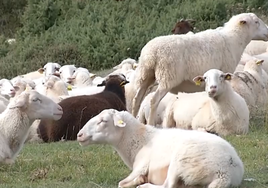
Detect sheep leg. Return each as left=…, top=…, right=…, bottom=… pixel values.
left=132, top=76, right=155, bottom=117
left=148, top=88, right=169, bottom=125
left=207, top=177, right=231, bottom=188
left=118, top=171, right=148, bottom=188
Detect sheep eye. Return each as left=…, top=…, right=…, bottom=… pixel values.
left=203, top=77, right=207, bottom=80
left=59, top=71, right=62, bottom=74
left=32, top=98, right=40, bottom=102
left=73, top=70, right=76, bottom=73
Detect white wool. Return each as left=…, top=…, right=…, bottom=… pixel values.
left=132, top=13, right=268, bottom=125
left=0, top=90, right=63, bottom=164
left=77, top=109, right=244, bottom=188
left=162, top=69, right=249, bottom=136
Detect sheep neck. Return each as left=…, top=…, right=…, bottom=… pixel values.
left=218, top=27, right=252, bottom=71
left=113, top=116, right=155, bottom=169
left=104, top=84, right=126, bottom=105
left=0, top=107, right=32, bottom=158
left=209, top=84, right=239, bottom=124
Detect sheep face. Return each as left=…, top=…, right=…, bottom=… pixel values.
left=77, top=109, right=125, bottom=146
left=43, top=62, right=61, bottom=77
left=227, top=13, right=268, bottom=41
left=9, top=90, right=63, bottom=121
left=193, top=69, right=232, bottom=99
left=0, top=79, right=19, bottom=98
left=59, top=65, right=77, bottom=83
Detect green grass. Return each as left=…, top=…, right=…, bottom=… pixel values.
left=0, top=121, right=267, bottom=188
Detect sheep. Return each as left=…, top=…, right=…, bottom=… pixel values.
left=67, top=67, right=96, bottom=87
left=244, top=40, right=268, bottom=55
left=231, top=59, right=268, bottom=117
left=35, top=75, right=69, bottom=103
left=34, top=74, right=129, bottom=142
left=38, top=62, right=61, bottom=77
left=20, top=70, right=44, bottom=80
left=0, top=89, right=63, bottom=164
left=0, top=95, right=9, bottom=114
left=171, top=19, right=195, bottom=34
left=0, top=79, right=19, bottom=99
left=56, top=64, right=77, bottom=83
left=162, top=69, right=249, bottom=136
left=11, top=77, right=36, bottom=97
left=77, top=109, right=244, bottom=188
left=112, top=58, right=139, bottom=75
left=132, top=12, right=268, bottom=125
left=137, top=92, right=176, bottom=127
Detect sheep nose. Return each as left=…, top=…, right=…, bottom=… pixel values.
left=77, top=133, right=83, bottom=138
left=10, top=89, right=15, bottom=92
left=58, top=106, right=63, bottom=112
left=210, top=85, right=217, bottom=89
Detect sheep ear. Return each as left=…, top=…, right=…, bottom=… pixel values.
left=9, top=97, right=27, bottom=109
left=97, top=80, right=106, bottom=87
left=256, top=59, right=264, bottom=65
left=193, top=76, right=204, bottom=86
left=37, top=68, right=44, bottom=74
left=239, top=20, right=247, bottom=25
left=224, top=73, right=232, bottom=80
left=133, top=63, right=138, bottom=69
left=113, top=113, right=126, bottom=128
left=89, top=73, right=96, bottom=78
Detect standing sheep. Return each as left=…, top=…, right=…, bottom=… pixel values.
left=0, top=90, right=63, bottom=164
left=77, top=109, right=244, bottom=188
left=132, top=13, right=268, bottom=125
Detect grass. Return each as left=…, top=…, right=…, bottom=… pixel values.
left=0, top=120, right=267, bottom=188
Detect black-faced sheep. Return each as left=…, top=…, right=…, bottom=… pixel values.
left=36, top=74, right=129, bottom=142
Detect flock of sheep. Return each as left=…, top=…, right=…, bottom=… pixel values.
left=1, top=12, right=268, bottom=188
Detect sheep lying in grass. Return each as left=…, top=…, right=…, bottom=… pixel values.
left=35, top=75, right=69, bottom=103
left=34, top=74, right=129, bottom=142
left=132, top=12, right=268, bottom=125
left=0, top=90, right=63, bottom=164
left=231, top=59, right=268, bottom=116
left=77, top=109, right=244, bottom=188
left=162, top=69, right=249, bottom=136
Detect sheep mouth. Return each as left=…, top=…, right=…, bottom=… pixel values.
left=9, top=92, right=16, bottom=97
left=78, top=138, right=90, bottom=146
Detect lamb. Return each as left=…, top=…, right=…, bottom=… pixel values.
left=34, top=74, right=129, bottom=142
left=132, top=13, right=268, bottom=125
left=171, top=19, right=195, bottom=34
left=0, top=89, right=63, bottom=164
left=77, top=109, right=244, bottom=188
left=162, top=69, right=249, bottom=136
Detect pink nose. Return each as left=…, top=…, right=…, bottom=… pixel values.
left=77, top=133, right=83, bottom=138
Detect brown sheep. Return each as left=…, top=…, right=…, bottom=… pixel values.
left=171, top=19, right=195, bottom=34
left=37, top=74, right=129, bottom=142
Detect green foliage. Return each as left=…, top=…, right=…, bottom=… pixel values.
left=0, top=0, right=268, bottom=78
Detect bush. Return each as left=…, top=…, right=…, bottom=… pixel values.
left=0, top=0, right=267, bottom=78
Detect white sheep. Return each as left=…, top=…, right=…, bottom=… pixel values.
left=39, top=62, right=61, bottom=77
left=67, top=67, right=96, bottom=87
left=244, top=40, right=268, bottom=55
left=35, top=75, right=69, bottom=103
left=77, top=109, right=244, bottom=188
left=112, top=58, right=138, bottom=75
left=0, top=89, right=63, bottom=164
left=137, top=91, right=176, bottom=127
left=57, top=64, right=77, bottom=83
left=11, top=77, right=36, bottom=96
left=132, top=13, right=268, bottom=125
left=0, top=79, right=19, bottom=99
left=231, top=59, right=268, bottom=116
left=162, top=69, right=249, bottom=136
